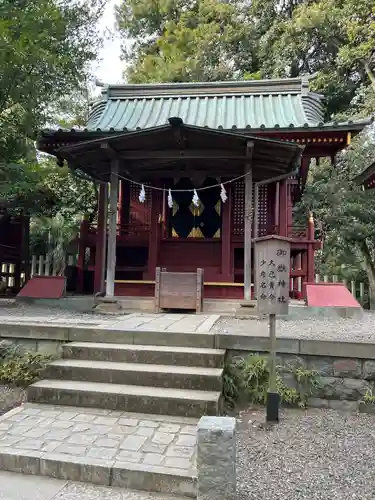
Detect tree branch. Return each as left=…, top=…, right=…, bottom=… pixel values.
left=364, top=61, right=375, bottom=91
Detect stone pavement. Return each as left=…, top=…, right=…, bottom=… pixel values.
left=0, top=470, right=187, bottom=500
left=0, top=310, right=219, bottom=334
left=0, top=404, right=197, bottom=496
left=104, top=313, right=219, bottom=333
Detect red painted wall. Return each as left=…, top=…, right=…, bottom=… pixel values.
left=159, top=239, right=222, bottom=281
left=114, top=281, right=244, bottom=299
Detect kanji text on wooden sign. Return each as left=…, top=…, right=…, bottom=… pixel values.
left=255, top=237, right=291, bottom=315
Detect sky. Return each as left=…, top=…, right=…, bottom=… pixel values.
left=93, top=0, right=124, bottom=85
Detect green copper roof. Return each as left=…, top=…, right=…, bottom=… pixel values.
left=87, top=77, right=326, bottom=132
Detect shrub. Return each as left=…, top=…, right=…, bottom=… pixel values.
left=0, top=352, right=52, bottom=387
left=223, top=354, right=321, bottom=409
left=363, top=387, right=375, bottom=403
left=0, top=340, right=21, bottom=361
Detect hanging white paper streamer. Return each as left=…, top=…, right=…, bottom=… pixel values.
left=220, top=184, right=227, bottom=203
left=168, top=189, right=173, bottom=208
left=192, top=189, right=200, bottom=207
left=139, top=184, right=146, bottom=203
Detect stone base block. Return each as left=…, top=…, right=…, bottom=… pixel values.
left=239, top=300, right=256, bottom=308
left=197, top=416, right=236, bottom=500
left=308, top=397, right=359, bottom=412
left=359, top=401, right=375, bottom=414
left=92, top=300, right=125, bottom=315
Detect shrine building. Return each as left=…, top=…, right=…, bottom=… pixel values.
left=38, top=77, right=369, bottom=301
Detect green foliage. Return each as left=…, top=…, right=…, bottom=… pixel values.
left=22, top=156, right=98, bottom=256
left=363, top=387, right=375, bottom=404
left=115, top=0, right=375, bottom=117
left=295, top=132, right=375, bottom=300
left=223, top=354, right=321, bottom=409
left=30, top=215, right=80, bottom=274
left=1, top=156, right=98, bottom=220
left=222, top=360, right=241, bottom=409
left=0, top=340, right=20, bottom=361
left=280, top=360, right=321, bottom=407
left=0, top=351, right=52, bottom=387
left=0, top=0, right=105, bottom=212
left=235, top=355, right=270, bottom=404
left=116, top=0, right=255, bottom=83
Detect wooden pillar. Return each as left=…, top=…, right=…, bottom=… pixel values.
left=252, top=184, right=259, bottom=298
left=22, top=215, right=30, bottom=285
left=301, top=250, right=308, bottom=298
left=275, top=182, right=280, bottom=231
left=119, top=180, right=130, bottom=231
left=221, top=185, right=232, bottom=281
left=244, top=142, right=254, bottom=301
left=293, top=253, right=302, bottom=297
left=265, top=183, right=274, bottom=234
left=287, top=182, right=293, bottom=232
left=279, top=180, right=288, bottom=236
left=146, top=187, right=161, bottom=280
left=14, top=263, right=21, bottom=291
left=94, top=183, right=108, bottom=293
left=77, top=215, right=89, bottom=293
left=307, top=213, right=315, bottom=283
left=106, top=160, right=119, bottom=297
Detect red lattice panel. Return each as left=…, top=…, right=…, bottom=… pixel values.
left=258, top=185, right=268, bottom=236
left=232, top=181, right=268, bottom=236
left=130, top=182, right=152, bottom=226
left=232, top=180, right=245, bottom=236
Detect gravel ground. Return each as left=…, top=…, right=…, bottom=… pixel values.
left=2, top=300, right=375, bottom=343
left=0, top=301, right=114, bottom=324
left=0, top=385, right=26, bottom=416
left=214, top=313, right=375, bottom=342
left=237, top=407, right=375, bottom=500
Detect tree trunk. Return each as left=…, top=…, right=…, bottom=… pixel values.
left=358, top=242, right=375, bottom=309
left=364, top=62, right=375, bottom=92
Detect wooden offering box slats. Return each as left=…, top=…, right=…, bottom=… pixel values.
left=155, top=267, right=204, bottom=312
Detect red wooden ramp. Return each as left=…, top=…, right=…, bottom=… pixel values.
left=305, top=282, right=361, bottom=308
left=17, top=276, right=66, bottom=299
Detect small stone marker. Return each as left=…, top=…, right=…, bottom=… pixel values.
left=197, top=416, right=236, bottom=500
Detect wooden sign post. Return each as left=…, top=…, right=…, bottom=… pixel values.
left=255, top=235, right=291, bottom=422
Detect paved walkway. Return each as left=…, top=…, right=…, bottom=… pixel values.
left=0, top=470, right=187, bottom=499
left=0, top=404, right=197, bottom=477
left=105, top=313, right=219, bottom=333
left=0, top=306, right=219, bottom=333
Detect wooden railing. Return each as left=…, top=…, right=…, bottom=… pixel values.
left=117, top=223, right=150, bottom=238
left=87, top=222, right=309, bottom=240
left=256, top=224, right=307, bottom=239
left=0, top=254, right=78, bottom=290
left=88, top=223, right=150, bottom=239
left=288, top=225, right=308, bottom=238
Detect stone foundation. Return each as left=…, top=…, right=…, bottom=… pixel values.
left=3, top=321, right=375, bottom=410
left=222, top=336, right=375, bottom=409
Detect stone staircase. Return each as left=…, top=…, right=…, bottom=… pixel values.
left=27, top=334, right=225, bottom=418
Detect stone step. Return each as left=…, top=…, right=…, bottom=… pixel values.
left=0, top=404, right=197, bottom=498
left=62, top=342, right=225, bottom=368
left=45, top=359, right=223, bottom=391
left=27, top=379, right=222, bottom=418
left=70, top=328, right=216, bottom=349
left=0, top=451, right=196, bottom=498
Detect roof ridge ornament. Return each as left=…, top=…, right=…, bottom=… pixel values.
left=168, top=117, right=183, bottom=127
